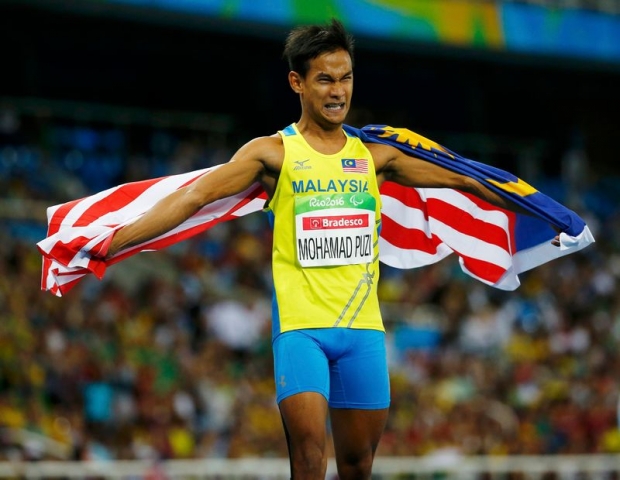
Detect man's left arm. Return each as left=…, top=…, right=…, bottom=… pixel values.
left=372, top=143, right=561, bottom=245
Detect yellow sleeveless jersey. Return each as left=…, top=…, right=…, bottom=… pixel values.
left=265, top=123, right=384, bottom=336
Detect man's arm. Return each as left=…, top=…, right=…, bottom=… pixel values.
left=106, top=140, right=269, bottom=257
left=372, top=143, right=561, bottom=245
left=373, top=143, right=529, bottom=211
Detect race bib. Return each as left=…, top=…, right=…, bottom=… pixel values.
left=294, top=193, right=376, bottom=267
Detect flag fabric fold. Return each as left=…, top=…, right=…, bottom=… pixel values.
left=38, top=167, right=267, bottom=296
left=37, top=125, right=594, bottom=297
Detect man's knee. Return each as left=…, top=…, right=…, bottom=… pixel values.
left=289, top=438, right=327, bottom=477
left=336, top=449, right=374, bottom=479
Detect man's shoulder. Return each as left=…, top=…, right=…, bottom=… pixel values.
left=239, top=134, right=284, bottom=173
left=244, top=133, right=283, bottom=148
left=363, top=141, right=393, bottom=155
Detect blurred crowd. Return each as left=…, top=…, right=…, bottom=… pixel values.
left=1, top=107, right=620, bottom=462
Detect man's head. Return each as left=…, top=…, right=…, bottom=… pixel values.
left=283, top=18, right=354, bottom=79
left=284, top=19, right=356, bottom=128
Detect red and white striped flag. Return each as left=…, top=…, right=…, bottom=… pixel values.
left=37, top=167, right=592, bottom=297
left=37, top=125, right=595, bottom=297
left=37, top=166, right=267, bottom=296
left=378, top=181, right=569, bottom=291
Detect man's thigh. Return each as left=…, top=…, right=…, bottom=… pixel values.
left=327, top=329, right=390, bottom=409
left=273, top=330, right=330, bottom=404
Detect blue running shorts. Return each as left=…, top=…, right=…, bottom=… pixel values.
left=273, top=328, right=390, bottom=409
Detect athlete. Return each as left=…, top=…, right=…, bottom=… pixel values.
left=104, top=19, right=556, bottom=480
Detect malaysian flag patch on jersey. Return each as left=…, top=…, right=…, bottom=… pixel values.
left=341, top=158, right=369, bottom=174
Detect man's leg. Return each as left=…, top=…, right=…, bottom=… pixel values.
left=279, top=392, right=330, bottom=480
left=327, top=330, right=390, bottom=479
left=330, top=407, right=389, bottom=480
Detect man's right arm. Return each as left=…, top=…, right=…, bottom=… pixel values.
left=106, top=139, right=271, bottom=258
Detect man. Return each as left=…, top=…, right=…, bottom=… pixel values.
left=104, top=19, right=559, bottom=480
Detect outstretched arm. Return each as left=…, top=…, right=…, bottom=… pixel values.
left=372, top=143, right=561, bottom=245
left=106, top=140, right=271, bottom=257
left=375, top=144, right=521, bottom=207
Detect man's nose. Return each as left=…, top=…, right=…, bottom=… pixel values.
left=330, top=82, right=346, bottom=97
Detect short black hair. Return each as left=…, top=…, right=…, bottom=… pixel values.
left=282, top=18, right=355, bottom=78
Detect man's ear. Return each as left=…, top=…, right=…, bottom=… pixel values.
left=288, top=71, right=303, bottom=93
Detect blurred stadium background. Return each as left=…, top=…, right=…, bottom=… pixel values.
left=1, top=0, right=620, bottom=478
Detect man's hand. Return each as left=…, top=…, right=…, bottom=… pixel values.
left=551, top=226, right=562, bottom=247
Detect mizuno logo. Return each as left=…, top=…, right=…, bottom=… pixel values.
left=293, top=159, right=312, bottom=170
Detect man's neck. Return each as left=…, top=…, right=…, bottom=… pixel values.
left=295, top=121, right=346, bottom=155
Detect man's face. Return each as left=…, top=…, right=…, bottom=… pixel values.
left=300, top=49, right=353, bottom=126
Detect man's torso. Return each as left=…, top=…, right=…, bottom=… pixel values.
left=266, top=123, right=384, bottom=337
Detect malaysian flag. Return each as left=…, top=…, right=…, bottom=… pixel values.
left=37, top=167, right=267, bottom=296
left=37, top=125, right=594, bottom=297
left=341, top=158, right=369, bottom=174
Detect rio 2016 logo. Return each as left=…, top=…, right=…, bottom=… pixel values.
left=308, top=196, right=365, bottom=208
left=309, top=197, right=345, bottom=208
